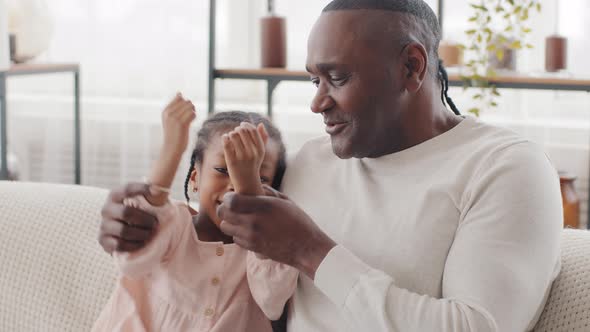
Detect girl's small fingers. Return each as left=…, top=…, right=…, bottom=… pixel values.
left=236, top=127, right=255, bottom=157
left=165, top=93, right=183, bottom=109
left=257, top=123, right=269, bottom=145
left=246, top=124, right=265, bottom=155
left=229, top=131, right=246, bottom=159
left=222, top=134, right=235, bottom=160
left=180, top=105, right=196, bottom=122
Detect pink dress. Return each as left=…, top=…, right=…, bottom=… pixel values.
left=92, top=197, right=298, bottom=332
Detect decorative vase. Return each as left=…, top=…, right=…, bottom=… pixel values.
left=545, top=35, right=567, bottom=72
left=559, top=172, right=580, bottom=229
left=545, top=0, right=567, bottom=73
left=6, top=0, right=53, bottom=63
left=260, top=0, right=286, bottom=68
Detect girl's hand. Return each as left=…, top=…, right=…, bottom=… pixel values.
left=162, top=93, right=196, bottom=154
left=222, top=122, right=269, bottom=195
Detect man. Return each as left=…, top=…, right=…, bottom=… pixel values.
left=99, top=0, right=562, bottom=330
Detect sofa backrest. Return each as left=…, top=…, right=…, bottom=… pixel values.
left=0, top=181, right=116, bottom=332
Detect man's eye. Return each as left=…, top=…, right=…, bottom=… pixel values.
left=331, top=76, right=349, bottom=86
left=260, top=177, right=270, bottom=184
left=311, top=78, right=320, bottom=87
left=214, top=167, right=228, bottom=175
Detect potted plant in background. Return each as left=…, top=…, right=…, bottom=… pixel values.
left=460, top=0, right=542, bottom=116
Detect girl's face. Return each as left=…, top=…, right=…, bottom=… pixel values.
left=190, top=131, right=281, bottom=227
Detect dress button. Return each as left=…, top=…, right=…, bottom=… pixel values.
left=205, top=308, right=215, bottom=316
left=216, top=246, right=224, bottom=256
left=212, top=277, right=220, bottom=285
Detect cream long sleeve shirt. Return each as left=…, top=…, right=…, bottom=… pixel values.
left=283, top=116, right=562, bottom=332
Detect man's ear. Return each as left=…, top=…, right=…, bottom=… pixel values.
left=400, top=42, right=428, bottom=93
left=190, top=168, right=199, bottom=192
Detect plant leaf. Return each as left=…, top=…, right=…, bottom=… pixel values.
left=468, top=108, right=480, bottom=117
left=510, top=40, right=522, bottom=49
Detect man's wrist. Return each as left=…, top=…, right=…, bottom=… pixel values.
left=296, top=234, right=337, bottom=280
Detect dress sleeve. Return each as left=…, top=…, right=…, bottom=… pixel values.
left=113, top=196, right=188, bottom=278
left=246, top=251, right=299, bottom=320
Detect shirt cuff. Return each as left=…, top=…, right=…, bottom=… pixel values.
left=314, top=245, right=372, bottom=307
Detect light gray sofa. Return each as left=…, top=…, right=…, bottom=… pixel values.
left=0, top=181, right=589, bottom=331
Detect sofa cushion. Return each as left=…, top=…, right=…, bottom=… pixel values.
left=0, top=181, right=116, bottom=332
left=534, top=229, right=590, bottom=331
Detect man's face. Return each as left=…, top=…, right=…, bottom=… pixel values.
left=306, top=11, right=407, bottom=159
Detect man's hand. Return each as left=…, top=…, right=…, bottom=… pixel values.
left=217, top=187, right=337, bottom=279
left=222, top=122, right=268, bottom=196
left=98, top=183, right=159, bottom=254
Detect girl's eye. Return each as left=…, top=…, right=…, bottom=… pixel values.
left=260, top=177, right=270, bottom=184
left=214, top=167, right=228, bottom=175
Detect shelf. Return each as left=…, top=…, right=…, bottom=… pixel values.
left=215, top=68, right=309, bottom=81
left=447, top=73, right=590, bottom=92
left=1, top=63, right=80, bottom=76
left=215, top=68, right=590, bottom=92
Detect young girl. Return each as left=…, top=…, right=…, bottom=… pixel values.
left=92, top=94, right=298, bottom=331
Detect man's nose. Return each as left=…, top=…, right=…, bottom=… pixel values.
left=227, top=181, right=235, bottom=192
left=310, top=88, right=335, bottom=114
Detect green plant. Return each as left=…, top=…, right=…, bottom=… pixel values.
left=460, top=0, right=542, bottom=116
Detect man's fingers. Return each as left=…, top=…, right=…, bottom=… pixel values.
left=219, top=192, right=273, bottom=215
left=262, top=185, right=289, bottom=200
left=99, top=234, right=146, bottom=254
left=232, top=236, right=255, bottom=251
left=219, top=220, right=246, bottom=238
left=98, top=235, right=118, bottom=254
left=101, top=219, right=154, bottom=242
left=109, top=204, right=158, bottom=229
left=108, top=183, right=150, bottom=204
left=116, top=239, right=147, bottom=252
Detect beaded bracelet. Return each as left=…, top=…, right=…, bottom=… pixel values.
left=142, top=177, right=171, bottom=194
